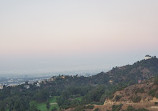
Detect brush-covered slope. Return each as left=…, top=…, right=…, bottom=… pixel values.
left=111, top=78, right=158, bottom=103
left=100, top=77, right=158, bottom=111
left=91, top=57, right=158, bottom=85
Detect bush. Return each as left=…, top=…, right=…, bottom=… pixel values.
left=51, top=107, right=57, bottom=111
left=125, top=106, right=135, bottom=111
left=154, top=77, right=158, bottom=85
left=112, top=104, right=123, bottom=111
left=149, top=89, right=157, bottom=97
left=131, top=96, right=141, bottom=103
left=74, top=105, right=85, bottom=111
left=85, top=105, right=94, bottom=109
left=93, top=108, right=99, bottom=111
left=135, top=88, right=145, bottom=94
left=123, top=106, right=149, bottom=111
left=114, top=95, right=122, bottom=101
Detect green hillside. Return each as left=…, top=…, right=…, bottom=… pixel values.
left=0, top=57, right=158, bottom=111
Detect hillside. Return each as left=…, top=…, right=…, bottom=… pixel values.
left=65, top=77, right=158, bottom=111
left=111, top=78, right=156, bottom=103
left=96, top=77, right=158, bottom=111
left=0, top=56, right=158, bottom=111
left=91, top=57, right=158, bottom=85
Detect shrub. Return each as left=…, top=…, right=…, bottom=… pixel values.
left=85, top=105, right=94, bottom=109
left=93, top=108, right=99, bottom=111
left=154, top=77, right=158, bottom=85
left=114, top=95, right=122, bottom=101
left=123, top=106, right=149, bottom=111
left=131, top=96, right=141, bottom=103
left=148, top=89, right=157, bottom=97
left=74, top=105, right=85, bottom=111
left=112, top=104, right=123, bottom=111
left=135, top=88, right=145, bottom=94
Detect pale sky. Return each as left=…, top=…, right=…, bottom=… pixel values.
left=0, top=0, right=158, bottom=75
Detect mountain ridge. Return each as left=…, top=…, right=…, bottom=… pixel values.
left=91, top=57, right=158, bottom=85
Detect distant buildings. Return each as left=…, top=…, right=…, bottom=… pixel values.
left=8, top=84, right=18, bottom=87
left=109, top=80, right=113, bottom=84
left=47, top=77, right=54, bottom=82
left=24, top=85, right=30, bottom=89
left=36, top=82, right=40, bottom=87
left=0, top=84, right=3, bottom=89
left=144, top=55, right=157, bottom=60
left=145, top=55, right=152, bottom=60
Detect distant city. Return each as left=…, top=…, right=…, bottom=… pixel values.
left=0, top=70, right=98, bottom=89
left=0, top=75, right=49, bottom=88
left=0, top=55, right=155, bottom=89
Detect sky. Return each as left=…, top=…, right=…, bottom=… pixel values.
left=0, top=0, right=158, bottom=75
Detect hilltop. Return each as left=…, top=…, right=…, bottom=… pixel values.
left=91, top=56, right=158, bottom=85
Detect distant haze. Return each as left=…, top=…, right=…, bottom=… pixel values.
left=0, top=0, right=158, bottom=75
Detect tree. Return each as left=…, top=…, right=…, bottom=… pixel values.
left=29, top=101, right=39, bottom=111
left=46, top=101, right=50, bottom=110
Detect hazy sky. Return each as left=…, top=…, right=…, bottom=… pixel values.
left=0, top=0, right=158, bottom=75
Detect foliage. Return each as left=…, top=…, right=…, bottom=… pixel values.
left=134, top=88, right=145, bottom=94
left=93, top=108, right=99, bottom=111
left=154, top=76, right=158, bottom=85
left=131, top=96, right=141, bottom=103
left=123, top=106, right=149, bottom=111
left=73, top=105, right=85, bottom=111
left=84, top=105, right=94, bottom=109
left=112, top=104, right=123, bottom=111
left=0, top=58, right=158, bottom=110
left=148, top=88, right=158, bottom=98
left=114, top=95, right=122, bottom=101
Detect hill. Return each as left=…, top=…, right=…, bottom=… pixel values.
left=65, top=78, right=158, bottom=111
left=0, top=56, right=158, bottom=111
left=91, top=56, right=158, bottom=85
left=93, top=77, right=158, bottom=111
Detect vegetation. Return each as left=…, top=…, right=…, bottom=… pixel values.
left=131, top=96, right=141, bottom=103
left=108, top=105, right=149, bottom=111
left=112, top=104, right=123, bottom=111
left=123, top=106, right=149, bottom=111
left=93, top=108, right=99, bottom=111
left=84, top=105, right=94, bottom=109
left=0, top=57, right=158, bottom=110
left=114, top=95, right=122, bottom=101
left=134, top=88, right=145, bottom=94
left=154, top=76, right=158, bottom=85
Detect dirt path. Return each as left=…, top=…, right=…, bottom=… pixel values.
left=50, top=103, right=57, bottom=105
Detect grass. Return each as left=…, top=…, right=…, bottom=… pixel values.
left=31, top=96, right=59, bottom=111
left=36, top=103, right=48, bottom=111
left=49, top=96, right=59, bottom=103
left=74, top=97, right=82, bottom=101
